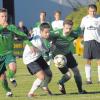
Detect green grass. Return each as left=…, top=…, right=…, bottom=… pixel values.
left=1, top=55, right=100, bottom=100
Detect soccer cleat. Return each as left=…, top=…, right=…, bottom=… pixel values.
left=86, top=81, right=93, bottom=84
left=42, top=87, right=52, bottom=95
left=27, top=93, right=37, bottom=98
left=79, top=90, right=87, bottom=94
left=10, top=79, right=17, bottom=87
left=6, top=92, right=13, bottom=97
left=58, top=83, right=66, bottom=94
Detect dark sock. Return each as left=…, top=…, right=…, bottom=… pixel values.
left=1, top=79, right=11, bottom=92
left=74, top=75, right=82, bottom=92
left=40, top=75, right=52, bottom=87
left=59, top=74, right=70, bottom=84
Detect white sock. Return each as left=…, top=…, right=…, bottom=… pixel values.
left=98, top=66, right=100, bottom=82
left=29, top=78, right=42, bottom=94
left=85, top=64, right=91, bottom=81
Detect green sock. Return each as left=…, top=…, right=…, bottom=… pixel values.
left=40, top=75, right=51, bottom=87
left=1, top=79, right=11, bottom=92
left=8, top=69, right=15, bottom=79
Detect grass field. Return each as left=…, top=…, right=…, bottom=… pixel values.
left=0, top=55, right=100, bottom=100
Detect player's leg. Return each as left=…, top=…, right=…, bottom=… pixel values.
left=66, top=52, right=87, bottom=94
left=28, top=70, right=45, bottom=97
left=84, top=41, right=93, bottom=84
left=26, top=60, right=45, bottom=97
left=38, top=56, right=53, bottom=95
left=8, top=62, right=17, bottom=87
left=5, top=54, right=17, bottom=87
left=93, top=41, right=100, bottom=83
left=0, top=71, right=12, bottom=97
left=58, top=70, right=71, bottom=94
left=71, top=67, right=87, bottom=94
left=41, top=68, right=52, bottom=95
left=97, top=59, right=100, bottom=83
left=85, top=59, right=92, bottom=84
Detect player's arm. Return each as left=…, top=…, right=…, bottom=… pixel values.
left=7, top=24, right=38, bottom=54
left=71, top=26, right=83, bottom=39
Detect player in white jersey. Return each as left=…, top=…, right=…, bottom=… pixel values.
left=51, top=10, right=63, bottom=31
left=23, top=23, right=52, bottom=97
left=80, top=4, right=100, bottom=84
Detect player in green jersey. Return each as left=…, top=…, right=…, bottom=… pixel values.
left=50, top=19, right=87, bottom=94
left=0, top=8, right=35, bottom=97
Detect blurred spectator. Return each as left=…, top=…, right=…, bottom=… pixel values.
left=51, top=10, right=64, bottom=31
left=14, top=21, right=29, bottom=41
left=34, top=11, right=47, bottom=27
left=18, top=21, right=29, bottom=36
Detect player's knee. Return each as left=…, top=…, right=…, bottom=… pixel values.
left=66, top=71, right=71, bottom=79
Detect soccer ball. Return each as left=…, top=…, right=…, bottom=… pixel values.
left=54, top=54, right=67, bottom=68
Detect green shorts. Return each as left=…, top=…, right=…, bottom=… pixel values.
left=0, top=54, right=16, bottom=75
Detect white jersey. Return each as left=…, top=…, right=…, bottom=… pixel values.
left=51, top=20, right=63, bottom=30
left=80, top=15, right=100, bottom=42
left=23, top=35, right=47, bottom=64
left=32, top=27, right=41, bottom=37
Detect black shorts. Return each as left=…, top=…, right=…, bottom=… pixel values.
left=84, top=40, right=100, bottom=59
left=58, top=52, right=78, bottom=74
left=27, top=56, right=49, bottom=75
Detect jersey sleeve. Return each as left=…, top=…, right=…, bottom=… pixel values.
left=7, top=24, right=32, bottom=46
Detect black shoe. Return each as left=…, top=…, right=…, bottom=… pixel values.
left=11, top=80, right=17, bottom=87
left=58, top=83, right=66, bottom=94
left=86, top=81, right=93, bottom=84
left=79, top=90, right=87, bottom=94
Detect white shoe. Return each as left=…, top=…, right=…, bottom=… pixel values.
left=6, top=91, right=13, bottom=97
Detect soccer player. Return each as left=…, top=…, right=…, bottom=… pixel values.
left=51, top=10, right=63, bottom=31
left=80, top=4, right=100, bottom=84
left=23, top=22, right=52, bottom=97
left=32, top=11, right=52, bottom=36
left=50, top=19, right=87, bottom=94
left=0, top=8, right=35, bottom=97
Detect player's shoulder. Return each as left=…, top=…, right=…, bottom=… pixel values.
left=82, top=15, right=89, bottom=20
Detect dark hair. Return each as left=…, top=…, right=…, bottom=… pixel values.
left=0, top=8, right=7, bottom=13
left=54, top=10, right=61, bottom=15
left=40, top=22, right=50, bottom=31
left=40, top=10, right=46, bottom=16
left=63, top=19, right=73, bottom=26
left=88, top=4, right=97, bottom=11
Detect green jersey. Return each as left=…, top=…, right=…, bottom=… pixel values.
left=0, top=24, right=32, bottom=56
left=50, top=29, right=79, bottom=55
left=42, top=39, right=53, bottom=62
